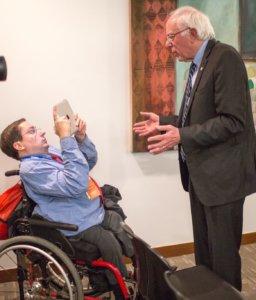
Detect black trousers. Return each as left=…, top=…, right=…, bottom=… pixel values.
left=71, top=210, right=133, bottom=285
left=189, top=182, right=245, bottom=291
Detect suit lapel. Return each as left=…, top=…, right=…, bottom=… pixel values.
left=177, top=39, right=217, bottom=126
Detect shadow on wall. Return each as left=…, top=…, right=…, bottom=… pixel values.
left=133, top=150, right=179, bottom=176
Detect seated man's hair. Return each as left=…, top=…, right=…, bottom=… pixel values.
left=0, top=118, right=26, bottom=160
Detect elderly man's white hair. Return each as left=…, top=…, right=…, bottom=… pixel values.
left=169, top=6, right=215, bottom=40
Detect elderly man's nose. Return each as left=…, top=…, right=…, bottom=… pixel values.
left=165, top=40, right=172, bottom=48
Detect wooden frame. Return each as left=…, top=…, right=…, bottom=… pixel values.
left=240, top=0, right=256, bottom=60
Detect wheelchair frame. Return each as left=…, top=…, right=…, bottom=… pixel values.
left=0, top=170, right=135, bottom=300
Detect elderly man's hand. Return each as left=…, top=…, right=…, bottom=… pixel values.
left=147, top=125, right=180, bottom=154
left=133, top=112, right=160, bottom=137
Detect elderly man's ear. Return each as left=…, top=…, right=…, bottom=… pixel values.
left=189, top=28, right=199, bottom=39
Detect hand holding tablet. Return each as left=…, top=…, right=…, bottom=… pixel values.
left=55, top=99, right=77, bottom=135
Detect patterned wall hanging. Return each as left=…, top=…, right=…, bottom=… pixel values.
left=131, top=0, right=177, bottom=152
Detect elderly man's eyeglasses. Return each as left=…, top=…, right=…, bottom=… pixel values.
left=167, top=27, right=190, bottom=42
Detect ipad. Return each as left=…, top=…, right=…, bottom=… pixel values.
left=56, top=99, right=77, bottom=134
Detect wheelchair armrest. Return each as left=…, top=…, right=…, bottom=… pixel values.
left=29, top=217, right=78, bottom=232
left=5, top=170, right=20, bottom=177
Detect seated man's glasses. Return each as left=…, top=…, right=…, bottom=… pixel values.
left=23, top=126, right=41, bottom=136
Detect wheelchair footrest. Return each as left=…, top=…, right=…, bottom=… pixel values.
left=164, top=265, right=244, bottom=300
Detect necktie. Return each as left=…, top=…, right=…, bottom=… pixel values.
left=180, top=62, right=197, bottom=162
left=182, top=62, right=197, bottom=126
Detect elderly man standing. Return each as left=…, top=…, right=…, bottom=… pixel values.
left=134, top=6, right=256, bottom=291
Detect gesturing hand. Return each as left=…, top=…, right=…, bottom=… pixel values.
left=147, top=125, right=180, bottom=155
left=133, top=112, right=160, bottom=137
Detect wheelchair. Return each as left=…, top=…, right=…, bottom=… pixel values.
left=0, top=170, right=137, bottom=300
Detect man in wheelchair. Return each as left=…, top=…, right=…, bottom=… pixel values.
left=0, top=107, right=134, bottom=299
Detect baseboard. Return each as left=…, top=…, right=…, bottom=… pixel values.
left=241, top=231, right=256, bottom=245
left=0, top=269, right=16, bottom=283
left=123, top=232, right=256, bottom=264
left=154, top=231, right=256, bottom=258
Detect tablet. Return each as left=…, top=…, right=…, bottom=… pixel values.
left=55, top=99, right=77, bottom=134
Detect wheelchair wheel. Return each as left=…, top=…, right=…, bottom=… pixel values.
left=0, top=235, right=84, bottom=300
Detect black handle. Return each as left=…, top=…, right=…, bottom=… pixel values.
left=5, top=170, right=20, bottom=177
left=29, top=218, right=78, bottom=231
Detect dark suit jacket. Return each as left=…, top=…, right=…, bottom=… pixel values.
left=160, top=39, right=256, bottom=206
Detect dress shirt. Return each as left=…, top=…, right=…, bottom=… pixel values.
left=20, top=136, right=104, bottom=236
left=192, top=39, right=209, bottom=86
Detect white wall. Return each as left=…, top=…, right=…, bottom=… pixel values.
left=0, top=0, right=256, bottom=248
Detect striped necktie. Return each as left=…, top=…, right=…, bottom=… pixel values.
left=180, top=62, right=197, bottom=162
left=182, top=62, right=197, bottom=126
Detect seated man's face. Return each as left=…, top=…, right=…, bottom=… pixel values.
left=14, top=121, right=49, bottom=157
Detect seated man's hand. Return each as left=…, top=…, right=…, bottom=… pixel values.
left=75, top=115, right=87, bottom=143
left=53, top=106, right=71, bottom=138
